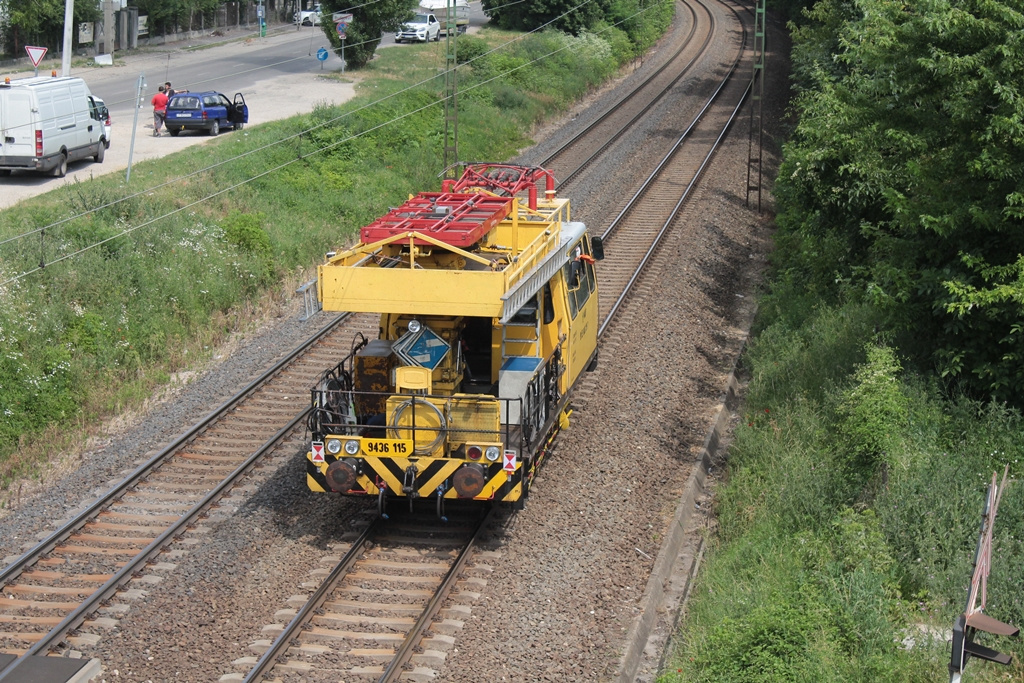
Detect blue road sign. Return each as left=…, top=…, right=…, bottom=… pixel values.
left=316, top=47, right=329, bottom=61
left=336, top=21, right=347, bottom=35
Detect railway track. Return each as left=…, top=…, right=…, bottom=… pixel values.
left=539, top=0, right=714, bottom=186
left=0, top=312, right=380, bottom=677
left=0, top=0, right=755, bottom=679
left=233, top=3, right=755, bottom=679
left=238, top=506, right=491, bottom=682
left=596, top=6, right=751, bottom=331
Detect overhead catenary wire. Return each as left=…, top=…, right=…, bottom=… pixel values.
left=0, top=0, right=661, bottom=287
left=2, top=0, right=603, bottom=243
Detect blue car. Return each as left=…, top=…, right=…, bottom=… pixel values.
left=165, top=91, right=248, bottom=137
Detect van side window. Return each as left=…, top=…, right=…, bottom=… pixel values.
left=562, top=237, right=595, bottom=319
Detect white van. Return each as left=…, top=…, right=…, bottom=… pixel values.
left=0, top=75, right=106, bottom=177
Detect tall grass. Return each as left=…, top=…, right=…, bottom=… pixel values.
left=0, top=13, right=673, bottom=494
left=661, top=300, right=1024, bottom=681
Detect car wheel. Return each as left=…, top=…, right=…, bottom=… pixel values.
left=95, top=143, right=105, bottom=163
left=234, top=121, right=244, bottom=131
left=51, top=153, right=67, bottom=178
left=209, top=120, right=220, bottom=136
left=434, top=31, right=440, bottom=41
left=169, top=129, right=180, bottom=137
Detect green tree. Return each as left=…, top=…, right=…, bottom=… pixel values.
left=132, top=0, right=224, bottom=34
left=774, top=0, right=1024, bottom=404
left=481, top=0, right=602, bottom=34
left=318, top=0, right=417, bottom=70
left=0, top=0, right=99, bottom=56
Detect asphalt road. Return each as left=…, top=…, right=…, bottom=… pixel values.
left=0, top=2, right=489, bottom=209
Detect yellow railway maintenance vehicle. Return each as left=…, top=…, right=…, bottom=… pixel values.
left=306, top=163, right=604, bottom=518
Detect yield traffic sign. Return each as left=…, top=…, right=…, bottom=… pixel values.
left=25, top=46, right=47, bottom=67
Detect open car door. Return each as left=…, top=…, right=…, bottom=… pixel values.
left=230, top=93, right=249, bottom=127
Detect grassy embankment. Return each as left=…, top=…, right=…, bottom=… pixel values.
left=0, top=6, right=674, bottom=498
left=659, top=205, right=1024, bottom=679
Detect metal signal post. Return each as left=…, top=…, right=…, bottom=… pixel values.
left=949, top=466, right=1019, bottom=682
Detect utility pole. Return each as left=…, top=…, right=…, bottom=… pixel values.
left=441, top=0, right=458, bottom=178
left=61, top=0, right=74, bottom=75
left=126, top=73, right=147, bottom=182
left=100, top=0, right=115, bottom=55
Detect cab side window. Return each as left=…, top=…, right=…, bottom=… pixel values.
left=563, top=237, right=595, bottom=318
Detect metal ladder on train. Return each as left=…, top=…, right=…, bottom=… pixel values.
left=501, top=300, right=541, bottom=359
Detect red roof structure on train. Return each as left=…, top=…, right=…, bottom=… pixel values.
left=359, top=192, right=514, bottom=248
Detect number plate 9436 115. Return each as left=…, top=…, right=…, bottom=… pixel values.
left=362, top=438, right=412, bottom=455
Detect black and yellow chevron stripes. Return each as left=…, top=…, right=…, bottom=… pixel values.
left=307, top=453, right=524, bottom=502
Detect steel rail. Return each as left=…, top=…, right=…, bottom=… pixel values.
left=241, top=519, right=382, bottom=683
left=238, top=508, right=493, bottom=682
left=0, top=407, right=313, bottom=680
left=0, top=311, right=348, bottom=590
left=600, top=77, right=753, bottom=338
left=0, top=312, right=350, bottom=677
left=598, top=4, right=748, bottom=246
left=379, top=507, right=494, bottom=682
left=539, top=0, right=711, bottom=185
left=597, top=11, right=751, bottom=335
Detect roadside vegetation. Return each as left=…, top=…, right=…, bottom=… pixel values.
left=662, top=0, right=1024, bottom=679
left=0, top=11, right=673, bottom=495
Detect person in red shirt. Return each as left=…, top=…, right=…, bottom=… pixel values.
left=151, top=85, right=168, bottom=136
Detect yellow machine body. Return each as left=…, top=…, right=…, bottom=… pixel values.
left=305, top=165, right=602, bottom=513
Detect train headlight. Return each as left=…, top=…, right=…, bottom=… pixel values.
left=485, top=446, right=501, bottom=462
left=467, top=445, right=483, bottom=460
left=344, top=439, right=360, bottom=455
left=407, top=319, right=422, bottom=333
left=326, top=438, right=342, bottom=455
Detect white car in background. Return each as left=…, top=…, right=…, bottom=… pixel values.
left=92, top=97, right=111, bottom=148
left=395, top=13, right=440, bottom=42
left=294, top=3, right=322, bottom=26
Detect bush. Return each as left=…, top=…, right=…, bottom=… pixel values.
left=838, top=344, right=909, bottom=472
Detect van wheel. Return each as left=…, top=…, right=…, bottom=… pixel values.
left=52, top=154, right=67, bottom=178
left=209, top=120, right=220, bottom=136
left=234, top=121, right=244, bottom=131
left=95, top=143, right=105, bottom=163
left=169, top=129, right=180, bottom=137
